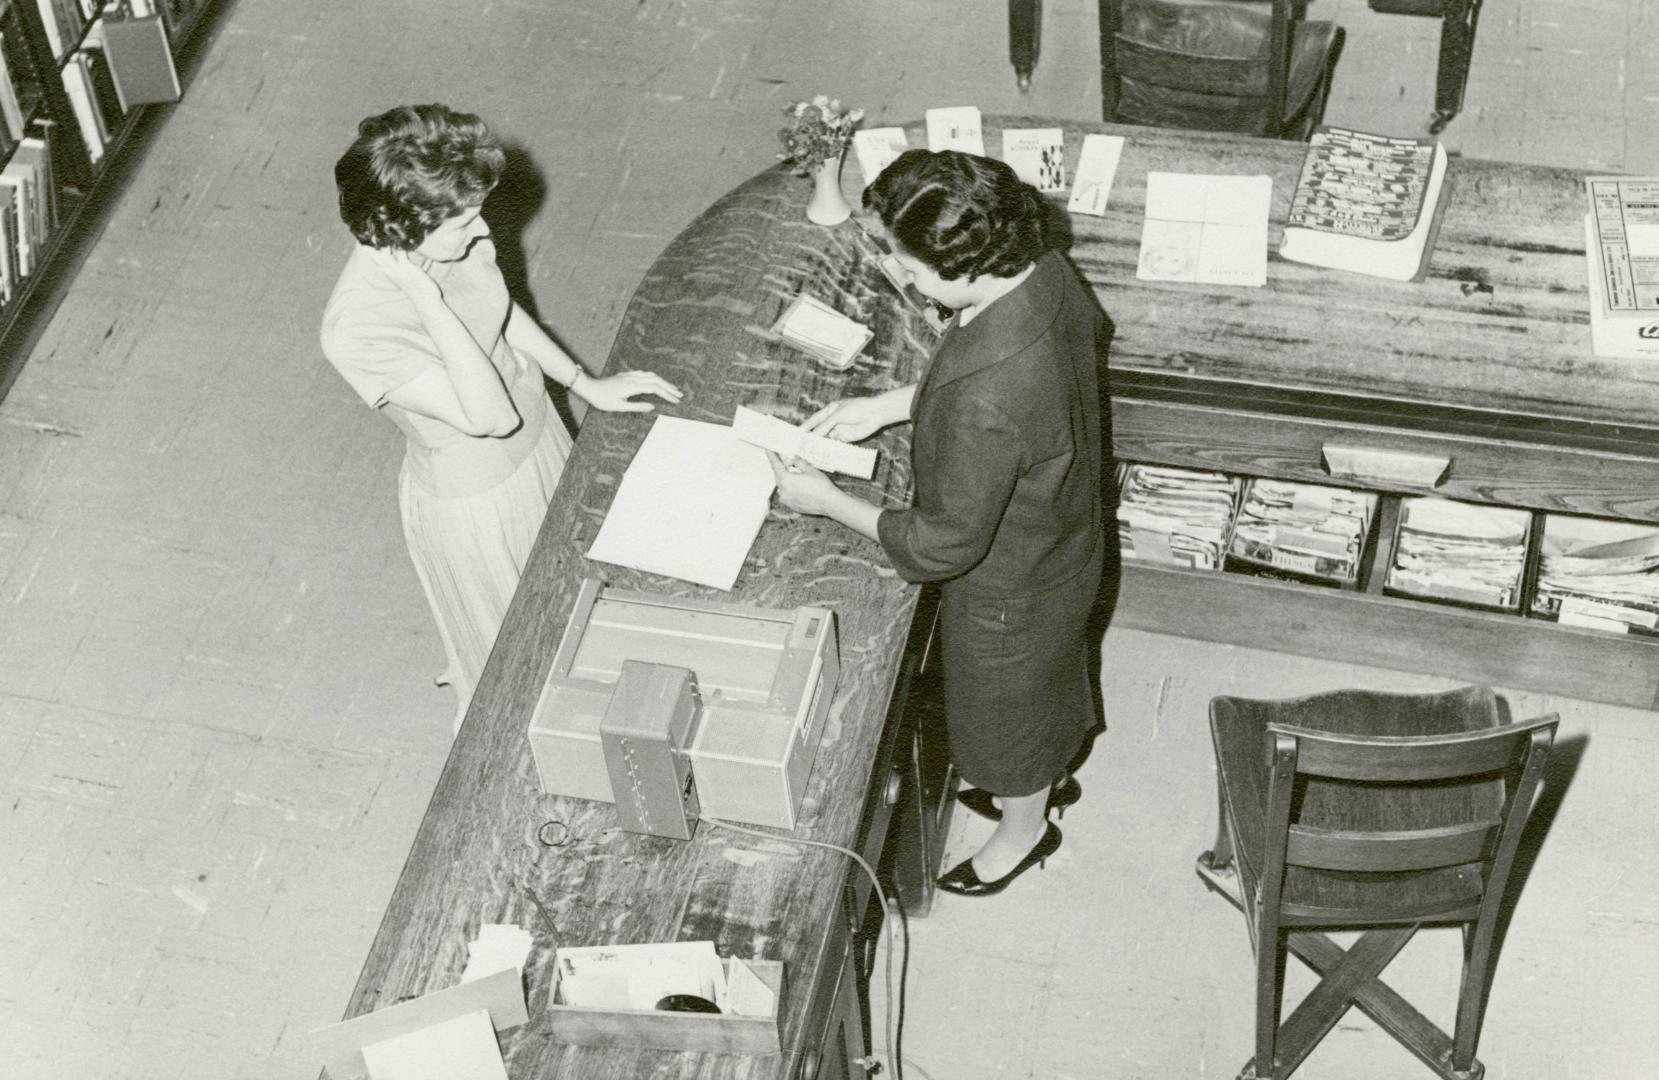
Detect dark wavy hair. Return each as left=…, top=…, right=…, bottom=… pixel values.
left=334, top=104, right=505, bottom=250
left=861, top=149, right=1048, bottom=281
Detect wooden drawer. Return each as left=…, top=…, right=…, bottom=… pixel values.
left=1111, top=395, right=1659, bottom=524
left=1115, top=560, right=1659, bottom=711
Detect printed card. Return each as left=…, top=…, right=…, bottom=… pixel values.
left=925, top=106, right=985, bottom=155
left=1002, top=128, right=1066, bottom=192
left=852, top=127, right=910, bottom=185
left=1067, top=133, right=1125, bottom=216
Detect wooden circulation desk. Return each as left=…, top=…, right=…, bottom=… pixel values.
left=340, top=115, right=1659, bottom=1080
left=338, top=125, right=953, bottom=1080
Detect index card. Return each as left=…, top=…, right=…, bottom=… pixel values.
left=1066, top=134, right=1124, bottom=216
left=360, top=1009, right=508, bottom=1080
left=1136, top=172, right=1271, bottom=287
left=586, top=416, right=775, bottom=591
left=853, top=127, right=910, bottom=185
left=925, top=106, right=985, bottom=155
left=722, top=957, right=778, bottom=1018
left=310, top=968, right=527, bottom=1080
left=732, top=405, right=878, bottom=479
left=1001, top=128, right=1066, bottom=192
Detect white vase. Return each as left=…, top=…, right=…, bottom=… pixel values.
left=806, top=154, right=852, bottom=226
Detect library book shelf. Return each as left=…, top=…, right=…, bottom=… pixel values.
left=0, top=0, right=223, bottom=404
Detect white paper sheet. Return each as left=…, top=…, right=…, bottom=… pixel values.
left=732, top=405, right=878, bottom=479
left=925, top=106, right=985, bottom=154
left=360, top=1009, right=508, bottom=1080
left=1136, top=172, right=1271, bottom=287
left=586, top=417, right=775, bottom=591
left=1067, top=134, right=1124, bottom=216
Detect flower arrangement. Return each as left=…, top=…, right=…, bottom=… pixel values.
left=778, top=95, right=864, bottom=176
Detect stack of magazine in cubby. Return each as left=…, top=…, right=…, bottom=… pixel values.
left=1225, top=478, right=1377, bottom=587
left=1385, top=496, right=1532, bottom=611
left=1116, top=464, right=1239, bottom=570
left=1529, top=514, right=1659, bottom=635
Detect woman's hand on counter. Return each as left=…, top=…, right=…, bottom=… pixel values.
left=571, top=370, right=684, bottom=412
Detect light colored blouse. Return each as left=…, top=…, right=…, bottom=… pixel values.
left=320, top=238, right=553, bottom=498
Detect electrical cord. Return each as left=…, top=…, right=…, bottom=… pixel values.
left=701, top=816, right=905, bottom=1080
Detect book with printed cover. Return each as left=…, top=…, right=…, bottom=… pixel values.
left=1279, top=126, right=1449, bottom=282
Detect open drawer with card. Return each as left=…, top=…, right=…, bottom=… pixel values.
left=1110, top=375, right=1659, bottom=523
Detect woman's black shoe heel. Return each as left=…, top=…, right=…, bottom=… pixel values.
left=936, top=822, right=1062, bottom=897
left=956, top=775, right=1081, bottom=822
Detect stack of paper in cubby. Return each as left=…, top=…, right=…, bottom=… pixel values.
left=1386, top=497, right=1531, bottom=610
left=1530, top=514, right=1659, bottom=634
left=1117, top=464, right=1240, bottom=570
left=1227, top=479, right=1377, bottom=584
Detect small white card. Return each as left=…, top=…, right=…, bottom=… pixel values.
left=925, top=106, right=985, bottom=155
left=1067, top=134, right=1125, bottom=216
left=1137, top=172, right=1271, bottom=287
left=461, top=924, right=534, bottom=984
left=732, top=405, right=878, bottom=479
left=773, top=293, right=873, bottom=369
left=852, top=127, right=910, bottom=185
left=1002, top=128, right=1066, bottom=192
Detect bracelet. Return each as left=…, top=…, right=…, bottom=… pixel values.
left=567, top=369, right=588, bottom=391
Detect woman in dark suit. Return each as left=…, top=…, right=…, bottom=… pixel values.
left=769, top=149, right=1113, bottom=896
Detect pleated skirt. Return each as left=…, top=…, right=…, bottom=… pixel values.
left=399, top=415, right=572, bottom=729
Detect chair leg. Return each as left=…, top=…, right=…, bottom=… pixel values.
left=1097, top=0, right=1122, bottom=120
left=1451, top=917, right=1501, bottom=1075
left=1251, top=926, right=1287, bottom=1079
left=1429, top=0, right=1482, bottom=134
left=1009, top=0, right=1042, bottom=92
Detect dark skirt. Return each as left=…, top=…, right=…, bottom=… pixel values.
left=938, top=545, right=1104, bottom=796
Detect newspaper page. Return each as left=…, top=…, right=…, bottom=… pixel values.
left=1586, top=176, right=1659, bottom=312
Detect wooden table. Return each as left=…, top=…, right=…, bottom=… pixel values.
left=340, top=111, right=1659, bottom=1080
left=339, top=142, right=949, bottom=1080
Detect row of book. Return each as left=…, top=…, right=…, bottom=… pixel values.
left=2, top=1, right=180, bottom=309
left=1115, top=463, right=1659, bottom=635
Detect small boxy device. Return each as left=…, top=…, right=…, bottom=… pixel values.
left=530, top=579, right=839, bottom=831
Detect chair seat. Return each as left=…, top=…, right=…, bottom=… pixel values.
left=1112, top=1, right=1346, bottom=139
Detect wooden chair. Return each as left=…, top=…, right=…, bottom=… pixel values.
left=1198, top=685, right=1557, bottom=1080
left=1367, top=0, right=1483, bottom=133
left=1100, top=0, right=1345, bottom=140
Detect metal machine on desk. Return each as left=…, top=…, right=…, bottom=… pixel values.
left=528, top=578, right=841, bottom=838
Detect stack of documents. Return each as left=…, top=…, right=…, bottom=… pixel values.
left=1530, top=514, right=1659, bottom=635
left=1118, top=464, right=1240, bottom=570
left=771, top=293, right=872, bottom=370
left=1386, top=497, right=1531, bottom=610
left=1227, top=479, right=1377, bottom=584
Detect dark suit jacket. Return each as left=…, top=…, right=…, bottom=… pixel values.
left=877, top=250, right=1111, bottom=597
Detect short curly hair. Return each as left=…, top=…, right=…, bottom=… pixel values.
left=334, top=104, right=505, bottom=250
left=861, top=149, right=1048, bottom=281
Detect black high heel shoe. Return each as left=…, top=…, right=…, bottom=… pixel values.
left=937, top=822, right=1062, bottom=897
left=956, top=775, right=1081, bottom=822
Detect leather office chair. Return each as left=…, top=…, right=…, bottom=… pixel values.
left=1368, top=0, right=1482, bottom=133
left=1198, top=685, right=1557, bottom=1080
left=1100, top=0, right=1345, bottom=140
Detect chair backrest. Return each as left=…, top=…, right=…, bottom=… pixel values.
left=1108, top=0, right=1341, bottom=139
left=1210, top=685, right=1557, bottom=926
